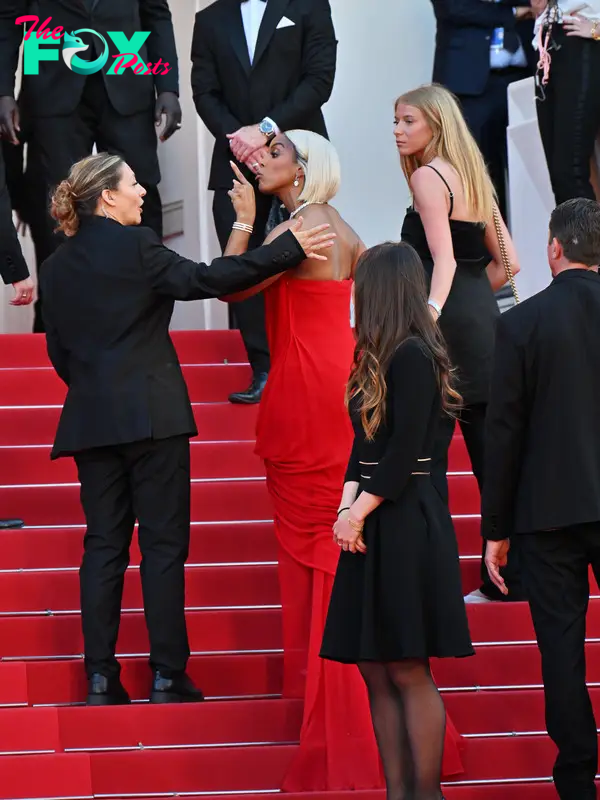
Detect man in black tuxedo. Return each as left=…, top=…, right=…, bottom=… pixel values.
left=431, top=0, right=535, bottom=219
left=191, top=0, right=336, bottom=403
left=0, top=0, right=182, bottom=332
left=483, top=198, right=600, bottom=800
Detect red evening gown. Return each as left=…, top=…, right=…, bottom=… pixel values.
left=255, top=275, right=465, bottom=791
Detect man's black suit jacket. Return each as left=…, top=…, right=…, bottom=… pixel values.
left=0, top=0, right=179, bottom=117
left=0, top=142, right=28, bottom=285
left=482, top=269, right=600, bottom=541
left=191, top=0, right=337, bottom=189
left=41, top=215, right=305, bottom=458
left=431, top=0, right=533, bottom=97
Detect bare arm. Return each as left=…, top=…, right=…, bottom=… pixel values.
left=484, top=204, right=521, bottom=292
left=411, top=167, right=457, bottom=314
left=221, top=221, right=292, bottom=302
left=223, top=163, right=256, bottom=259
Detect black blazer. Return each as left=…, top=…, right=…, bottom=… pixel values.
left=482, top=270, right=600, bottom=541
left=0, top=0, right=178, bottom=117
left=191, top=0, right=337, bottom=189
left=0, top=142, right=29, bottom=285
left=431, top=0, right=532, bottom=97
left=345, top=338, right=441, bottom=502
left=41, top=216, right=305, bottom=458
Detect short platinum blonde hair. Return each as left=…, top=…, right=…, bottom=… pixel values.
left=285, top=130, right=341, bottom=205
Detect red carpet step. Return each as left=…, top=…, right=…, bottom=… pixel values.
left=0, top=330, right=248, bottom=368
left=0, top=402, right=260, bottom=445
left=0, top=688, right=598, bottom=750
left=1, top=601, right=599, bottom=660
left=3, top=641, right=600, bottom=706
left=0, top=559, right=483, bottom=612
left=0, top=736, right=571, bottom=796
left=0, top=515, right=483, bottom=570
left=0, top=437, right=476, bottom=483
left=8, top=641, right=600, bottom=706
left=0, top=474, right=479, bottom=525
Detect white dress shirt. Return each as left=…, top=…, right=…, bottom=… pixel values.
left=240, top=0, right=279, bottom=132
left=490, top=0, right=528, bottom=69
left=241, top=0, right=268, bottom=63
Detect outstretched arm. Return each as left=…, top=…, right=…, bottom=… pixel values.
left=221, top=221, right=293, bottom=302
left=138, top=221, right=335, bottom=301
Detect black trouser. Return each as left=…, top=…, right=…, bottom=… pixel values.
left=31, top=71, right=162, bottom=332
left=520, top=522, right=600, bottom=800
left=536, top=26, right=600, bottom=205
left=75, top=436, right=191, bottom=679
left=432, top=404, right=523, bottom=601
left=459, top=67, right=529, bottom=221
left=212, top=188, right=272, bottom=376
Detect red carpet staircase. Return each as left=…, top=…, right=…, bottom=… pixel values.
left=0, top=330, right=597, bottom=799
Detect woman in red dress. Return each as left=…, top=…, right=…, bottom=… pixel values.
left=222, top=131, right=465, bottom=791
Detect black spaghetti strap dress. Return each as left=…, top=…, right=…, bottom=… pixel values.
left=401, top=165, right=499, bottom=405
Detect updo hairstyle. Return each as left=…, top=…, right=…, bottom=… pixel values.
left=50, top=153, right=125, bottom=237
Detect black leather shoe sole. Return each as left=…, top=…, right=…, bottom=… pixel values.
left=87, top=692, right=130, bottom=706
left=150, top=690, right=204, bottom=704
left=0, top=519, right=24, bottom=529
left=228, top=392, right=262, bottom=405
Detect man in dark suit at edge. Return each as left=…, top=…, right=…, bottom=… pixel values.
left=191, top=0, right=337, bottom=404
left=0, top=0, right=182, bottom=332
left=431, top=0, right=535, bottom=219
left=0, top=104, right=34, bottom=527
left=483, top=198, right=600, bottom=800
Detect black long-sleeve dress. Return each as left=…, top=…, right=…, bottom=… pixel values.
left=320, top=337, right=473, bottom=663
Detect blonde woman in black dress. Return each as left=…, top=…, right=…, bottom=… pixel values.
left=396, top=83, right=522, bottom=603
left=321, top=242, right=473, bottom=800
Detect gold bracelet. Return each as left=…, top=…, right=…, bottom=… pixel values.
left=348, top=516, right=364, bottom=533
left=592, top=21, right=600, bottom=40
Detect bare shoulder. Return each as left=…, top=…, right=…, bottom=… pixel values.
left=410, top=160, right=454, bottom=192
left=264, top=220, right=295, bottom=245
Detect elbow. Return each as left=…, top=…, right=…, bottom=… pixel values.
left=433, top=256, right=458, bottom=276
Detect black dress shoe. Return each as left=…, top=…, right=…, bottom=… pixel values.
left=86, top=674, right=130, bottom=706
left=150, top=671, right=204, bottom=704
left=0, top=519, right=24, bottom=529
left=228, top=372, right=268, bottom=405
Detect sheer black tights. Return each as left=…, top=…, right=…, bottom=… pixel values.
left=358, top=659, right=445, bottom=800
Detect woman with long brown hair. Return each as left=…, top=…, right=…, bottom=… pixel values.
left=396, top=83, right=522, bottom=603
left=321, top=241, right=474, bottom=800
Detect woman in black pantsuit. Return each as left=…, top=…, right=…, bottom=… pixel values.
left=321, top=243, right=474, bottom=800
left=535, top=1, right=600, bottom=204
left=41, top=152, right=334, bottom=707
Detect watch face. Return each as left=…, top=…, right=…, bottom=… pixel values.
left=260, top=120, right=275, bottom=136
